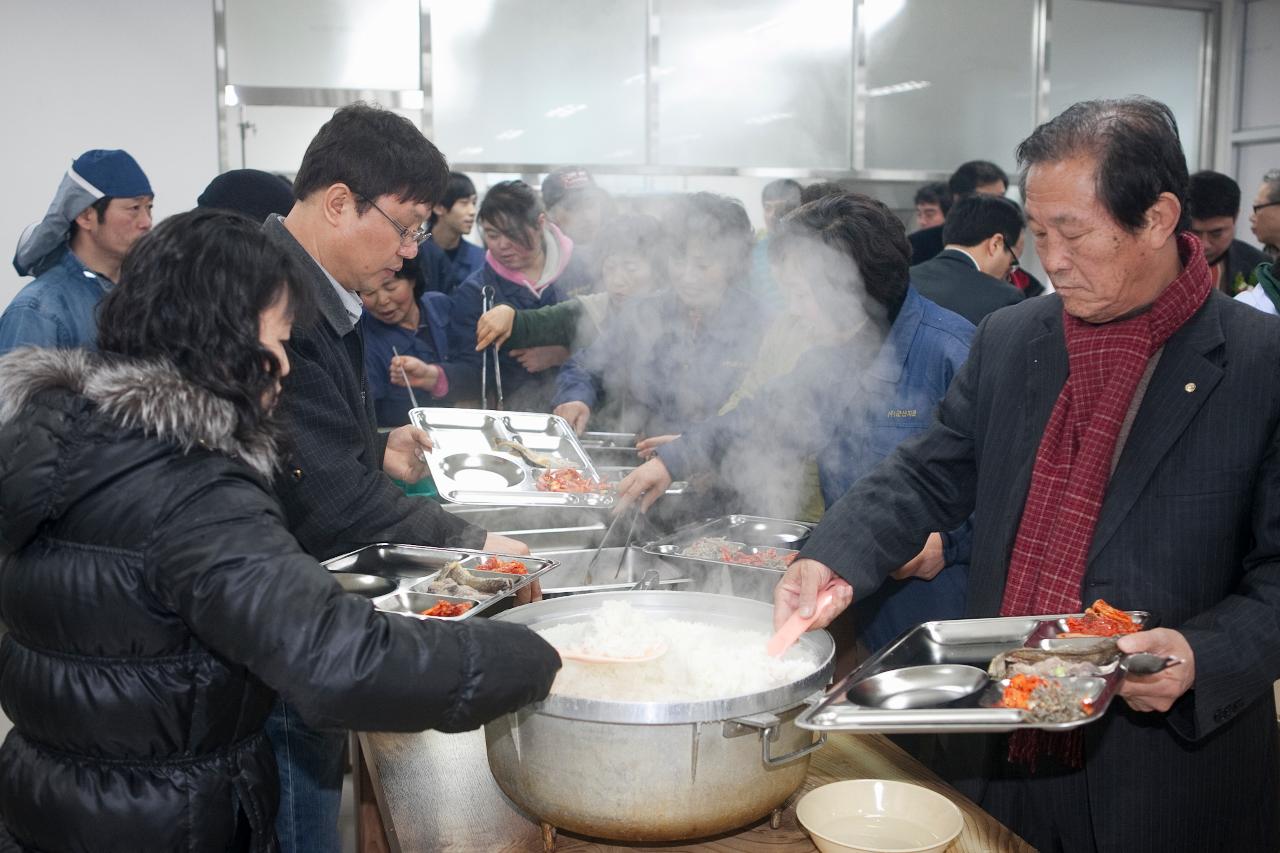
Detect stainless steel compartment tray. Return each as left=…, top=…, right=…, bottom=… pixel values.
left=641, top=514, right=813, bottom=573
left=322, top=544, right=557, bottom=619
left=409, top=408, right=613, bottom=507
left=797, top=612, right=1143, bottom=734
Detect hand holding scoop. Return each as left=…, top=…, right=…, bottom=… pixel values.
left=767, top=581, right=842, bottom=657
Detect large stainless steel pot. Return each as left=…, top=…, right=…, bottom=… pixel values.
left=484, top=591, right=835, bottom=841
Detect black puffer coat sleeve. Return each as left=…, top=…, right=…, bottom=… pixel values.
left=144, top=464, right=560, bottom=733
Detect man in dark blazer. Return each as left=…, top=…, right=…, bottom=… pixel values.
left=908, top=160, right=1008, bottom=262
left=909, top=195, right=1026, bottom=325
left=1187, top=169, right=1270, bottom=295
left=775, top=98, right=1280, bottom=852
left=262, top=104, right=530, bottom=853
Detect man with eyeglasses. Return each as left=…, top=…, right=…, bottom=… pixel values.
left=907, top=194, right=1026, bottom=326
left=0, top=149, right=153, bottom=354
left=1249, top=169, right=1280, bottom=263
left=1236, top=169, right=1280, bottom=315
left=262, top=102, right=531, bottom=853
left=1186, top=170, right=1269, bottom=296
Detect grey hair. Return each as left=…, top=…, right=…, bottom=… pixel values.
left=1263, top=169, right=1280, bottom=204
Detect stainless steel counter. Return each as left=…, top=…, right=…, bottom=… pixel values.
left=352, top=728, right=1034, bottom=852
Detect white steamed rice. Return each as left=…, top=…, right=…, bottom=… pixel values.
left=536, top=600, right=820, bottom=702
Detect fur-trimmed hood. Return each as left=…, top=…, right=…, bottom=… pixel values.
left=0, top=347, right=279, bottom=478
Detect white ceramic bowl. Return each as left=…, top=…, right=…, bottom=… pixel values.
left=795, top=779, right=965, bottom=853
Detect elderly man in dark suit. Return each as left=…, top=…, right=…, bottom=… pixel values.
left=909, top=194, right=1027, bottom=325
left=775, top=97, right=1280, bottom=852
left=261, top=103, right=531, bottom=853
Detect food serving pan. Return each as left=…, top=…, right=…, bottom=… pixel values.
left=485, top=591, right=835, bottom=841
left=322, top=543, right=557, bottom=620
left=575, top=430, right=689, bottom=495
left=577, top=430, right=646, bottom=468
left=798, top=610, right=1149, bottom=734
left=408, top=408, right=613, bottom=507
left=643, top=514, right=814, bottom=573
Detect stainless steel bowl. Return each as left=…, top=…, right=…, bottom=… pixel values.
left=846, top=664, right=988, bottom=710
left=438, top=452, right=527, bottom=489
left=330, top=572, right=398, bottom=598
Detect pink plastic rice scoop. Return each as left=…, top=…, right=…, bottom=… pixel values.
left=767, top=582, right=841, bottom=657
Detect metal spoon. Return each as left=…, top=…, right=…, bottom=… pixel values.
left=391, top=346, right=421, bottom=411
left=493, top=438, right=572, bottom=469
left=392, top=346, right=429, bottom=465
left=1120, top=653, right=1184, bottom=675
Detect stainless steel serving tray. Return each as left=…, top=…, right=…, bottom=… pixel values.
left=409, top=408, right=613, bottom=507
left=641, top=514, right=814, bottom=574
left=576, top=431, right=688, bottom=495
left=577, top=430, right=645, bottom=468
left=797, top=611, right=1149, bottom=734
left=323, top=543, right=558, bottom=620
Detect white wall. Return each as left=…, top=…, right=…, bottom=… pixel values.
left=0, top=0, right=219, bottom=310
left=1229, top=0, right=1280, bottom=250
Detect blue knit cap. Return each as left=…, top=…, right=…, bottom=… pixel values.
left=70, top=149, right=153, bottom=199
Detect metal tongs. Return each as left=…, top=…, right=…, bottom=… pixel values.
left=480, top=284, right=504, bottom=410
left=583, top=501, right=647, bottom=586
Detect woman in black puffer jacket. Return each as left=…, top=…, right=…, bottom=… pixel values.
left=0, top=210, right=560, bottom=852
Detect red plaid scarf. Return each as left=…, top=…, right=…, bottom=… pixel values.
left=1002, top=233, right=1212, bottom=769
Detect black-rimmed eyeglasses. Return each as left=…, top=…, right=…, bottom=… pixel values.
left=1004, top=243, right=1021, bottom=272
left=356, top=194, right=431, bottom=245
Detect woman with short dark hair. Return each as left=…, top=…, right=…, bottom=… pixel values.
left=0, top=209, right=559, bottom=852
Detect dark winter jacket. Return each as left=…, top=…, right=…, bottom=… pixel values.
left=0, top=348, right=560, bottom=853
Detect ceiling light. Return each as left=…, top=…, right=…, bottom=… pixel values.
left=866, top=80, right=932, bottom=97
left=545, top=104, right=589, bottom=119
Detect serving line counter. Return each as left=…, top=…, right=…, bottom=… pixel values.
left=350, top=728, right=1032, bottom=852
left=341, top=495, right=1029, bottom=850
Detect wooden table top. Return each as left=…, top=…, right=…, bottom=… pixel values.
left=359, top=727, right=1033, bottom=853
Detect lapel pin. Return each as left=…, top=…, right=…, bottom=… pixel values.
left=1184, top=382, right=1196, bottom=393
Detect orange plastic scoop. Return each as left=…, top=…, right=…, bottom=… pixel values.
left=767, top=582, right=840, bottom=657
